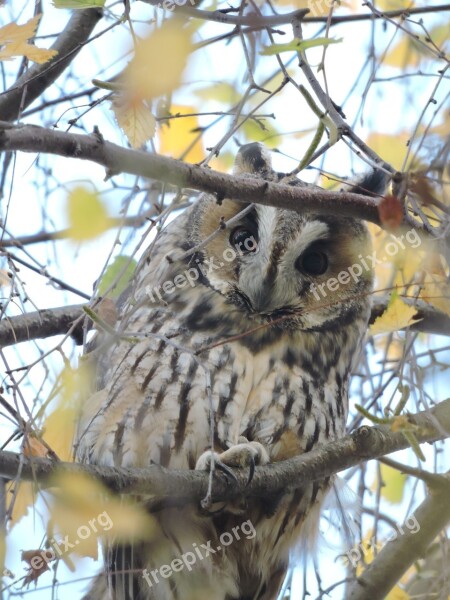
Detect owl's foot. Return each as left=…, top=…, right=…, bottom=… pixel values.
left=196, top=437, right=270, bottom=486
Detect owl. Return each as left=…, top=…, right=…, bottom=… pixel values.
left=76, top=143, right=385, bottom=600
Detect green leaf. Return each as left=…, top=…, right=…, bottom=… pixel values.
left=97, top=256, right=137, bottom=299
left=53, top=0, right=105, bottom=7
left=261, top=37, right=342, bottom=56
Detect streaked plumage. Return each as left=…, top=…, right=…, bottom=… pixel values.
left=76, top=143, right=383, bottom=599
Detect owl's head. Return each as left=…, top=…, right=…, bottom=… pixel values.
left=185, top=143, right=382, bottom=335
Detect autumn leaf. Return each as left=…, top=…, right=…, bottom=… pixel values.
left=366, top=132, right=410, bottom=171
left=124, top=20, right=193, bottom=101
left=44, top=363, right=93, bottom=461
left=112, top=95, right=156, bottom=149
left=420, top=276, right=450, bottom=317
left=66, top=186, right=110, bottom=242
left=23, top=435, right=50, bottom=459
left=370, top=294, right=421, bottom=335
left=194, top=82, right=241, bottom=105
left=21, top=549, right=50, bottom=586
left=378, top=195, right=403, bottom=230
left=6, top=481, right=36, bottom=527
left=0, top=16, right=58, bottom=64
left=378, top=464, right=407, bottom=504
left=159, top=104, right=205, bottom=162
left=383, top=24, right=448, bottom=70
left=273, top=0, right=358, bottom=14
left=49, top=471, right=155, bottom=559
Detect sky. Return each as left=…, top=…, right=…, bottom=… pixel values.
left=1, top=0, right=449, bottom=598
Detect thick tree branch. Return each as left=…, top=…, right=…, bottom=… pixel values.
left=347, top=480, right=450, bottom=600
left=3, top=296, right=450, bottom=349
left=0, top=9, right=103, bottom=121
left=0, top=399, right=449, bottom=501
left=0, top=122, right=390, bottom=227
left=0, top=304, right=88, bottom=347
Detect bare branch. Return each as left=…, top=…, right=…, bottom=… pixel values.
left=0, top=399, right=449, bottom=502
left=303, top=3, right=450, bottom=24
left=347, top=480, right=450, bottom=600
left=0, top=9, right=103, bottom=121
left=0, top=122, right=392, bottom=227
left=2, top=295, right=450, bottom=349
left=0, top=304, right=87, bottom=347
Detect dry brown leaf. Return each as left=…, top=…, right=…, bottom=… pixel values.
left=378, top=195, right=404, bottom=231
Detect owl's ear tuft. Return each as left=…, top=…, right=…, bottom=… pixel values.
left=350, top=169, right=389, bottom=197
left=233, top=142, right=275, bottom=179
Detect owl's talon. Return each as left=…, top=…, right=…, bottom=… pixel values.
left=196, top=441, right=270, bottom=482
left=215, top=460, right=238, bottom=482
left=247, top=455, right=256, bottom=486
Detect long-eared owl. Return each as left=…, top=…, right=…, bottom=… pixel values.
left=76, top=143, right=385, bottom=600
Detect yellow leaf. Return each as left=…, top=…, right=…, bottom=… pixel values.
left=0, top=532, right=5, bottom=578
left=194, top=82, right=240, bottom=105
left=386, top=587, right=411, bottom=600
left=378, top=464, right=407, bottom=504
left=273, top=0, right=357, bottom=14
left=0, top=16, right=58, bottom=64
left=377, top=0, right=415, bottom=8
left=241, top=117, right=281, bottom=147
left=159, top=104, right=205, bottom=163
left=370, top=295, right=421, bottom=335
left=49, top=471, right=155, bottom=559
left=366, top=132, right=410, bottom=171
left=42, top=363, right=94, bottom=460
left=6, top=481, right=36, bottom=527
left=112, top=95, right=156, bottom=149
left=66, top=186, right=110, bottom=242
left=420, top=276, right=450, bottom=317
left=210, top=152, right=235, bottom=172
left=125, top=21, right=193, bottom=100
left=383, top=23, right=448, bottom=70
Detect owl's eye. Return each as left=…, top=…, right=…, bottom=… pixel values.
left=296, top=250, right=328, bottom=276
left=229, top=227, right=258, bottom=253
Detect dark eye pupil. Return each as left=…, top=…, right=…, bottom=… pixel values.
left=229, top=228, right=257, bottom=253
left=298, top=251, right=328, bottom=275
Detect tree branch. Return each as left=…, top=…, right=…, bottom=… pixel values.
left=347, top=480, right=450, bottom=600
left=0, top=9, right=103, bottom=121
left=0, top=304, right=88, bottom=347
left=0, top=399, right=449, bottom=502
left=0, top=122, right=391, bottom=227
left=2, top=296, right=450, bottom=349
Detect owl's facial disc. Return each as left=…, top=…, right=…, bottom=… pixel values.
left=200, top=203, right=373, bottom=331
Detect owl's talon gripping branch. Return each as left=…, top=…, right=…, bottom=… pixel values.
left=195, top=440, right=270, bottom=486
